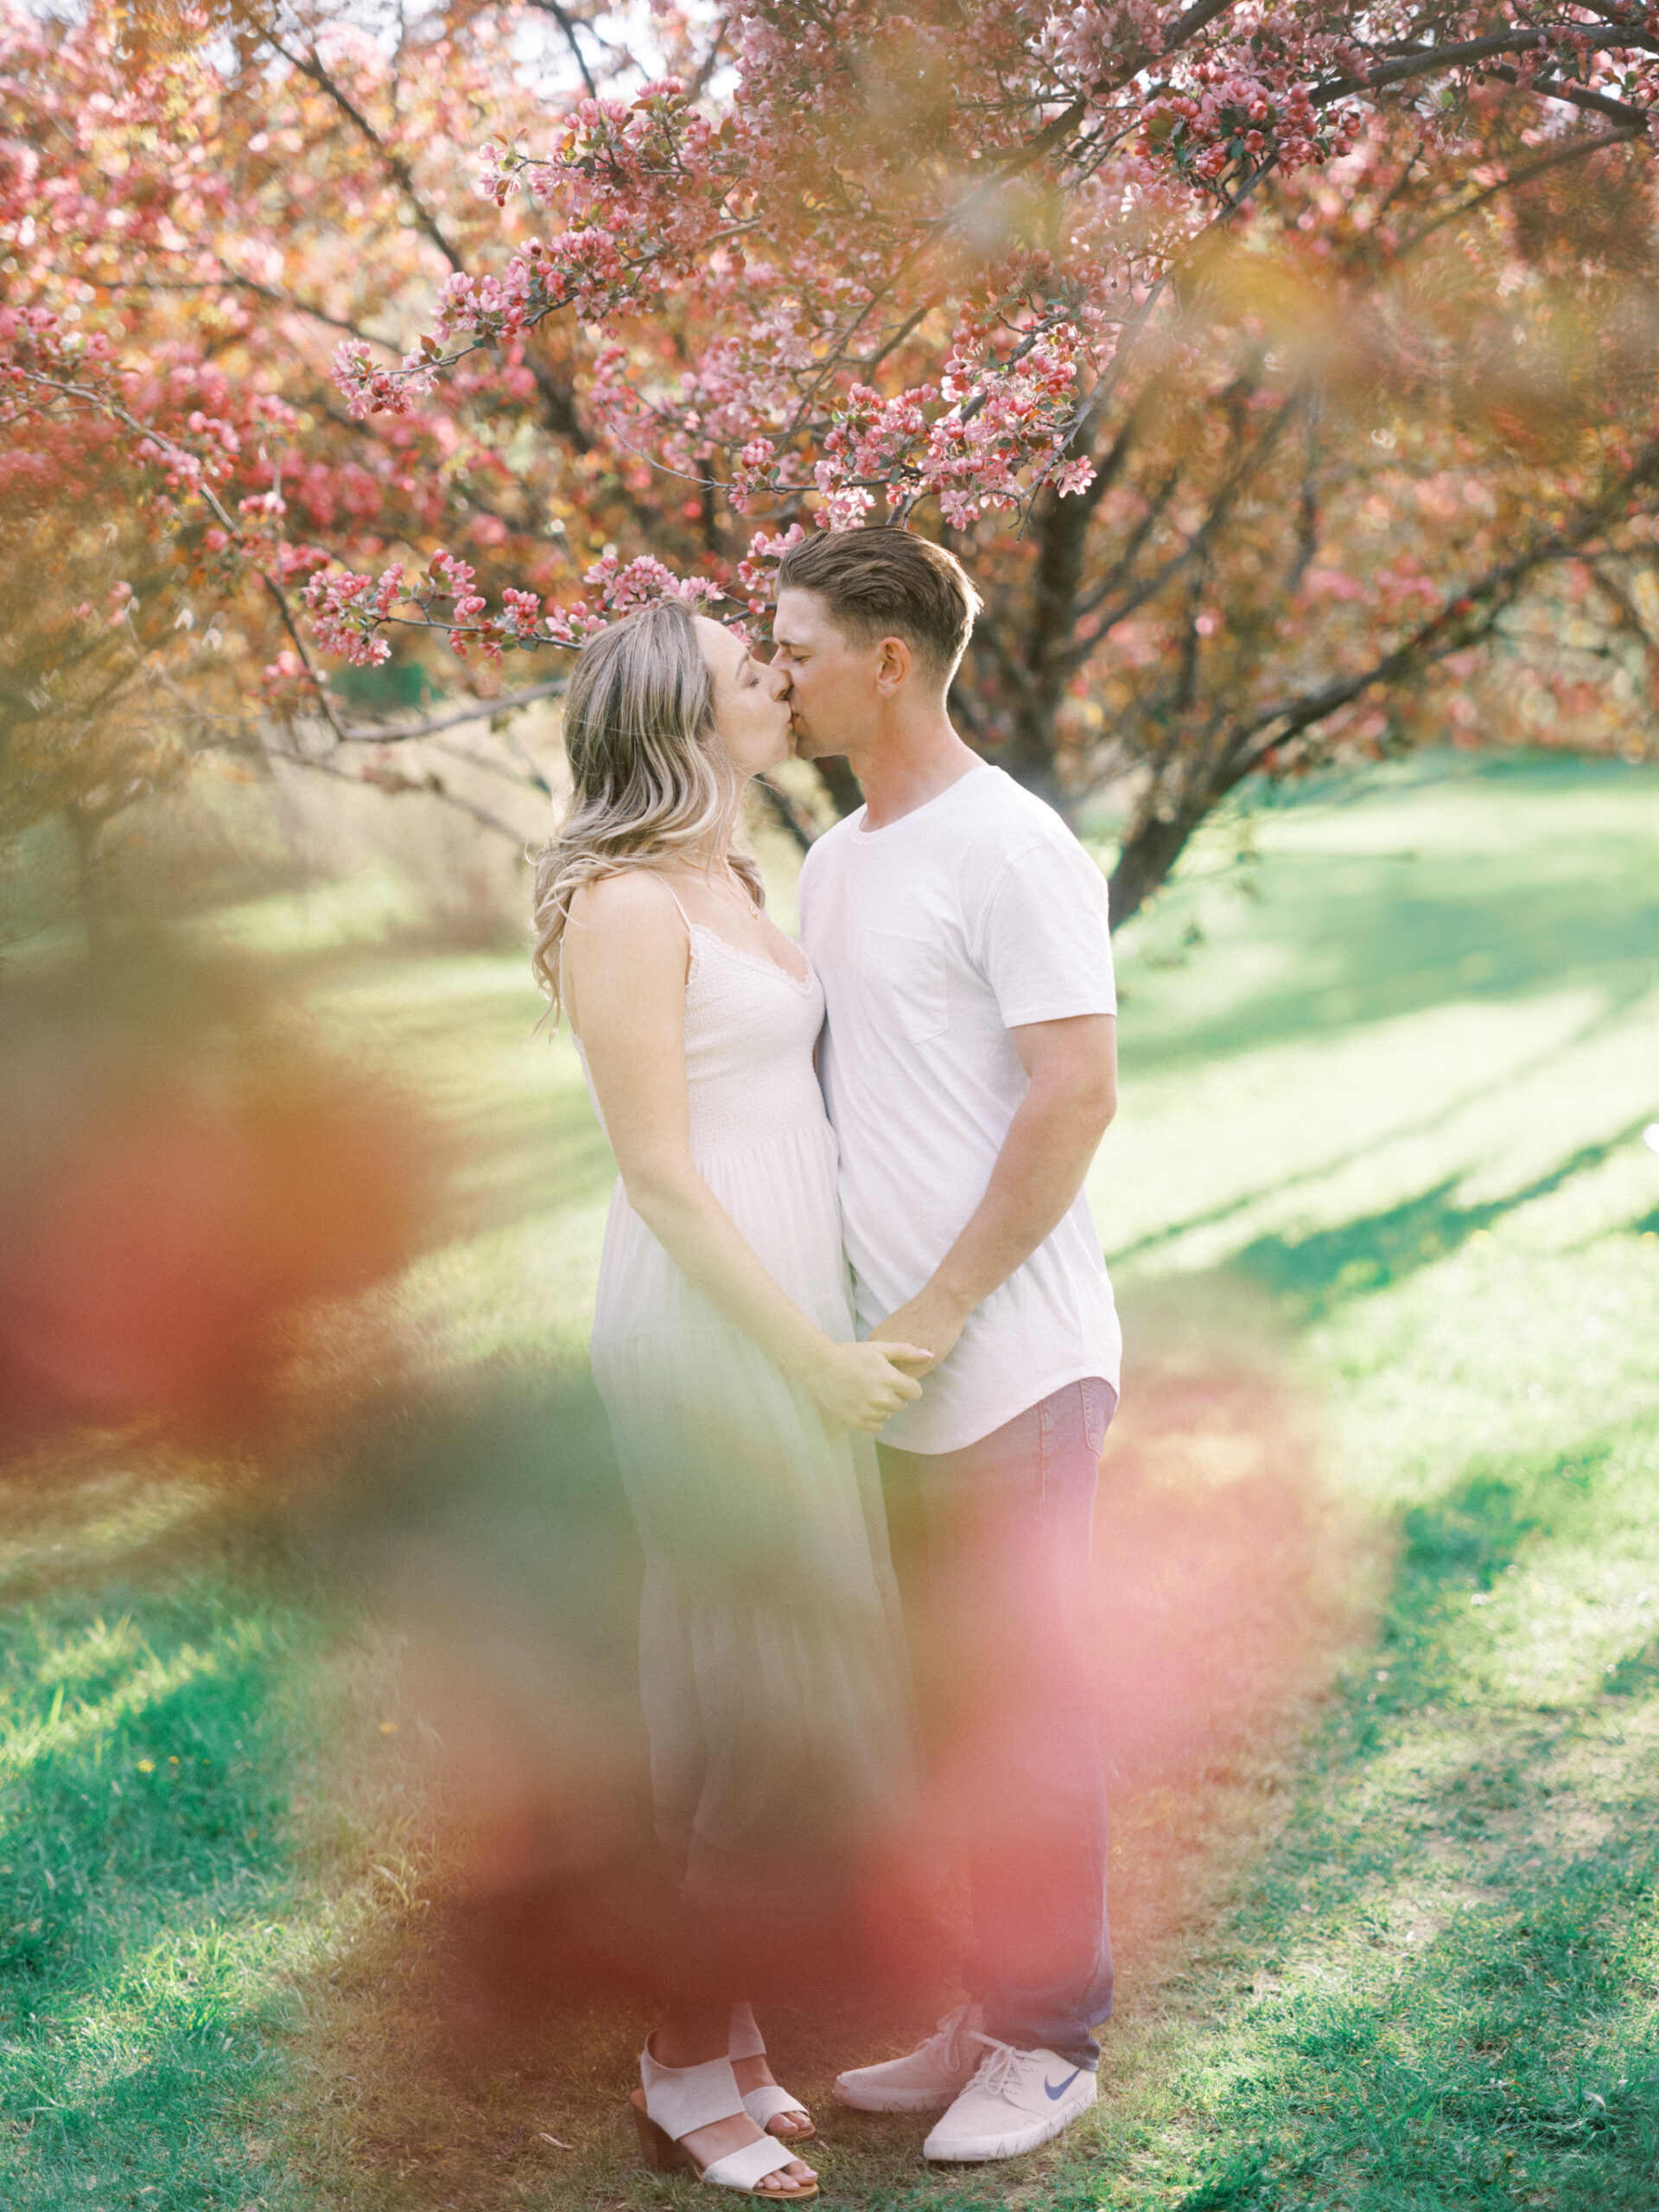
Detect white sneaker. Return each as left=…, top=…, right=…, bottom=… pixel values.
left=832, top=2002, right=986, bottom=2113
left=922, top=2038, right=1097, bottom=2161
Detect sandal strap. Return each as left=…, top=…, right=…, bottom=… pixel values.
left=702, top=2135, right=800, bottom=2190
left=728, top=2001, right=766, bottom=2063
left=743, top=2085, right=809, bottom=2127
left=639, top=2046, right=747, bottom=2139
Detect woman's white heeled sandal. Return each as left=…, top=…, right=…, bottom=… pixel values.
left=730, top=2003, right=816, bottom=2141
left=632, top=2043, right=818, bottom=2197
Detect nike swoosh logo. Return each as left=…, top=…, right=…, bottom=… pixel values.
left=1044, top=2069, right=1084, bottom=2101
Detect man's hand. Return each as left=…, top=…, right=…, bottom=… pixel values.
left=868, top=1285, right=974, bottom=1378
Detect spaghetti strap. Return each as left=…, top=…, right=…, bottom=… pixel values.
left=648, top=873, right=695, bottom=932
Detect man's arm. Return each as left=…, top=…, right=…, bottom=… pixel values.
left=868, top=1012, right=1117, bottom=1375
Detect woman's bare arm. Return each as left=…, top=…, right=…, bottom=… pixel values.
left=563, top=874, right=925, bottom=1431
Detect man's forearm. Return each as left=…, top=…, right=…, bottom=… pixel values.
left=928, top=1080, right=1107, bottom=1314
left=868, top=1015, right=1116, bottom=1372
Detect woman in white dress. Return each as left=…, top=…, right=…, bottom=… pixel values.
left=531, top=600, right=928, bottom=2200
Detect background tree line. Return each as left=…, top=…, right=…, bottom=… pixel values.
left=6, top=0, right=1659, bottom=934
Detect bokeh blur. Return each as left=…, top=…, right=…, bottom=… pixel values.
left=7, top=2, right=1659, bottom=2206
left=5, top=736, right=1656, bottom=2211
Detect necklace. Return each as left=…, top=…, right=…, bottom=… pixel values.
left=720, top=863, right=760, bottom=921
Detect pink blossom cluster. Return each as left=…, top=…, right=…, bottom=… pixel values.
left=2, top=303, right=307, bottom=560
left=329, top=0, right=1401, bottom=467
left=543, top=552, right=724, bottom=644
left=22, top=0, right=1659, bottom=750
left=300, top=547, right=728, bottom=668
left=1144, top=68, right=1363, bottom=194
left=333, top=340, right=435, bottom=423
left=736, top=524, right=808, bottom=607
left=524, top=82, right=724, bottom=219
left=588, top=329, right=806, bottom=507
left=335, top=78, right=739, bottom=418
left=1034, top=0, right=1164, bottom=79
left=301, top=564, right=405, bottom=668
left=791, top=318, right=1096, bottom=529
left=583, top=268, right=1105, bottom=532
left=1, top=305, right=111, bottom=386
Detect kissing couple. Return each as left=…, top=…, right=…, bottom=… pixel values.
left=533, top=526, right=1121, bottom=2195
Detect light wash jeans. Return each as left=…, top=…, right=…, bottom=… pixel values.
left=879, top=1377, right=1116, bottom=2070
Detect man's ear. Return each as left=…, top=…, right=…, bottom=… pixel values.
left=874, top=634, right=911, bottom=696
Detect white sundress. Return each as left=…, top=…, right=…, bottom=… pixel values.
left=572, top=892, right=914, bottom=1887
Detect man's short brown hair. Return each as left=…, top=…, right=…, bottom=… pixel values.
left=776, top=527, right=982, bottom=684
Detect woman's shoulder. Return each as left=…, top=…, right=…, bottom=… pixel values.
left=569, top=868, right=690, bottom=936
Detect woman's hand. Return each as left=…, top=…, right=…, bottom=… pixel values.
left=804, top=1340, right=931, bottom=1432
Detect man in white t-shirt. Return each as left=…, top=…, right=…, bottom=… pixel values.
left=773, top=528, right=1121, bottom=2164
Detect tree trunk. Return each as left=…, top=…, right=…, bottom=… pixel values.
left=1001, top=732, right=1067, bottom=814
left=68, top=801, right=111, bottom=958
left=1106, top=807, right=1202, bottom=931
left=812, top=756, right=863, bottom=818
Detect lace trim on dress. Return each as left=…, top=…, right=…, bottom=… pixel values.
left=686, top=921, right=814, bottom=996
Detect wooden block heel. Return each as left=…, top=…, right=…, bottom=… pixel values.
left=631, top=2088, right=689, bottom=2171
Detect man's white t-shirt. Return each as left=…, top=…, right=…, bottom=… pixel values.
left=798, top=762, right=1120, bottom=1456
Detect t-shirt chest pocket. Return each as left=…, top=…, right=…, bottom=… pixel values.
left=865, top=928, right=950, bottom=1045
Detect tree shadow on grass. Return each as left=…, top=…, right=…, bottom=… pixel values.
left=1124, top=775, right=1659, bottom=1078
left=1108, top=988, right=1649, bottom=1276
left=1168, top=1427, right=1659, bottom=2212
left=1223, top=1117, right=1652, bottom=1319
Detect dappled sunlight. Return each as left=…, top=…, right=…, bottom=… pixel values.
left=0, top=1471, right=333, bottom=2210
left=1313, top=1192, right=1659, bottom=1516
left=0, top=1472, right=214, bottom=1599
left=0, top=1626, right=250, bottom=1777
left=5, top=755, right=1659, bottom=2208
left=1402, top=1430, right=1659, bottom=1710
left=39, top=1909, right=318, bottom=2101
left=382, top=1203, right=612, bottom=1374
left=300, top=954, right=618, bottom=1243
left=1096, top=988, right=1612, bottom=1274
left=1249, top=754, right=1659, bottom=867
left=1109, top=757, right=1659, bottom=1076
left=194, top=861, right=429, bottom=962
left=1149, top=1409, right=1659, bottom=2208
left=1229, top=1109, right=1656, bottom=1319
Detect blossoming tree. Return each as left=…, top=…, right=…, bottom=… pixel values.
left=10, top=1, right=1659, bottom=920
left=0, top=0, right=723, bottom=865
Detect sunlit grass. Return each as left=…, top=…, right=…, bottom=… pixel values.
left=198, top=860, right=429, bottom=959
left=0, top=1489, right=314, bottom=2209
left=3, top=751, right=1658, bottom=2209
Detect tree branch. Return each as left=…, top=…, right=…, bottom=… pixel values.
left=277, top=37, right=467, bottom=275
left=336, top=677, right=569, bottom=748
left=87, top=271, right=380, bottom=342
left=754, top=773, right=817, bottom=851
left=1067, top=397, right=1302, bottom=664
left=266, top=741, right=526, bottom=841
left=1228, top=452, right=1659, bottom=775
left=523, top=0, right=599, bottom=100
left=1395, top=124, right=1643, bottom=256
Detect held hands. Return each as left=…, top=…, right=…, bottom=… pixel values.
left=805, top=1339, right=932, bottom=1433
left=868, top=1284, right=972, bottom=1378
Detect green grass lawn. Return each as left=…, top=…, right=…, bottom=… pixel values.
left=3, top=752, right=1659, bottom=2210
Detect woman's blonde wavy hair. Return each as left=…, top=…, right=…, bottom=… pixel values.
left=531, top=598, right=765, bottom=1018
